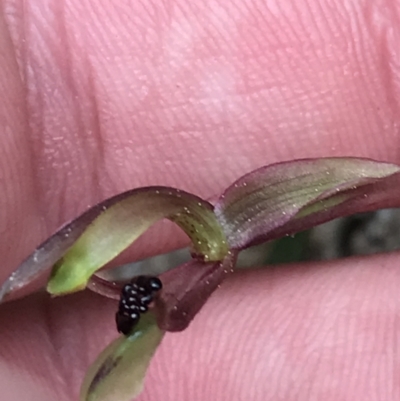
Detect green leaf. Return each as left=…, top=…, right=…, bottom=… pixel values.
left=80, top=313, right=163, bottom=401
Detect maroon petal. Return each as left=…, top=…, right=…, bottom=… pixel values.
left=214, top=158, right=400, bottom=249
left=0, top=187, right=228, bottom=301
left=155, top=252, right=237, bottom=332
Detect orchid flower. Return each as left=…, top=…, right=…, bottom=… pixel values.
left=1, top=157, right=400, bottom=401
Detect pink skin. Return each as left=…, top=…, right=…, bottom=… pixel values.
left=1, top=0, right=400, bottom=400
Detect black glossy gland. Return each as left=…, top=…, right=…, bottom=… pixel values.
left=115, top=275, right=162, bottom=336
left=122, top=284, right=134, bottom=296
left=139, top=293, right=153, bottom=305
left=137, top=303, right=148, bottom=313
left=147, top=277, right=163, bottom=291
left=115, top=311, right=140, bottom=335
left=135, top=276, right=162, bottom=292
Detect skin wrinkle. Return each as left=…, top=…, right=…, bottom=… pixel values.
left=148, top=255, right=397, bottom=400
left=19, top=2, right=400, bottom=212
left=0, top=299, right=63, bottom=398
left=0, top=365, right=53, bottom=401
left=0, top=7, right=45, bottom=278
left=3, top=0, right=400, bottom=217
left=13, top=1, right=101, bottom=226
left=42, top=293, right=96, bottom=398
left=0, top=290, right=117, bottom=399
left=61, top=1, right=108, bottom=201
left=394, top=295, right=400, bottom=401
left=1, top=0, right=400, bottom=399
left=20, top=2, right=81, bottom=224
left=364, top=0, right=400, bottom=115
left=40, top=303, right=71, bottom=398
left=86, top=67, right=109, bottom=192
left=49, top=1, right=77, bottom=224
left=350, top=0, right=400, bottom=147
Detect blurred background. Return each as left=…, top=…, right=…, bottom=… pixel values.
left=101, top=208, right=400, bottom=281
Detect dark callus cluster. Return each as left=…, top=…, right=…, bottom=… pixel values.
left=116, top=275, right=163, bottom=335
